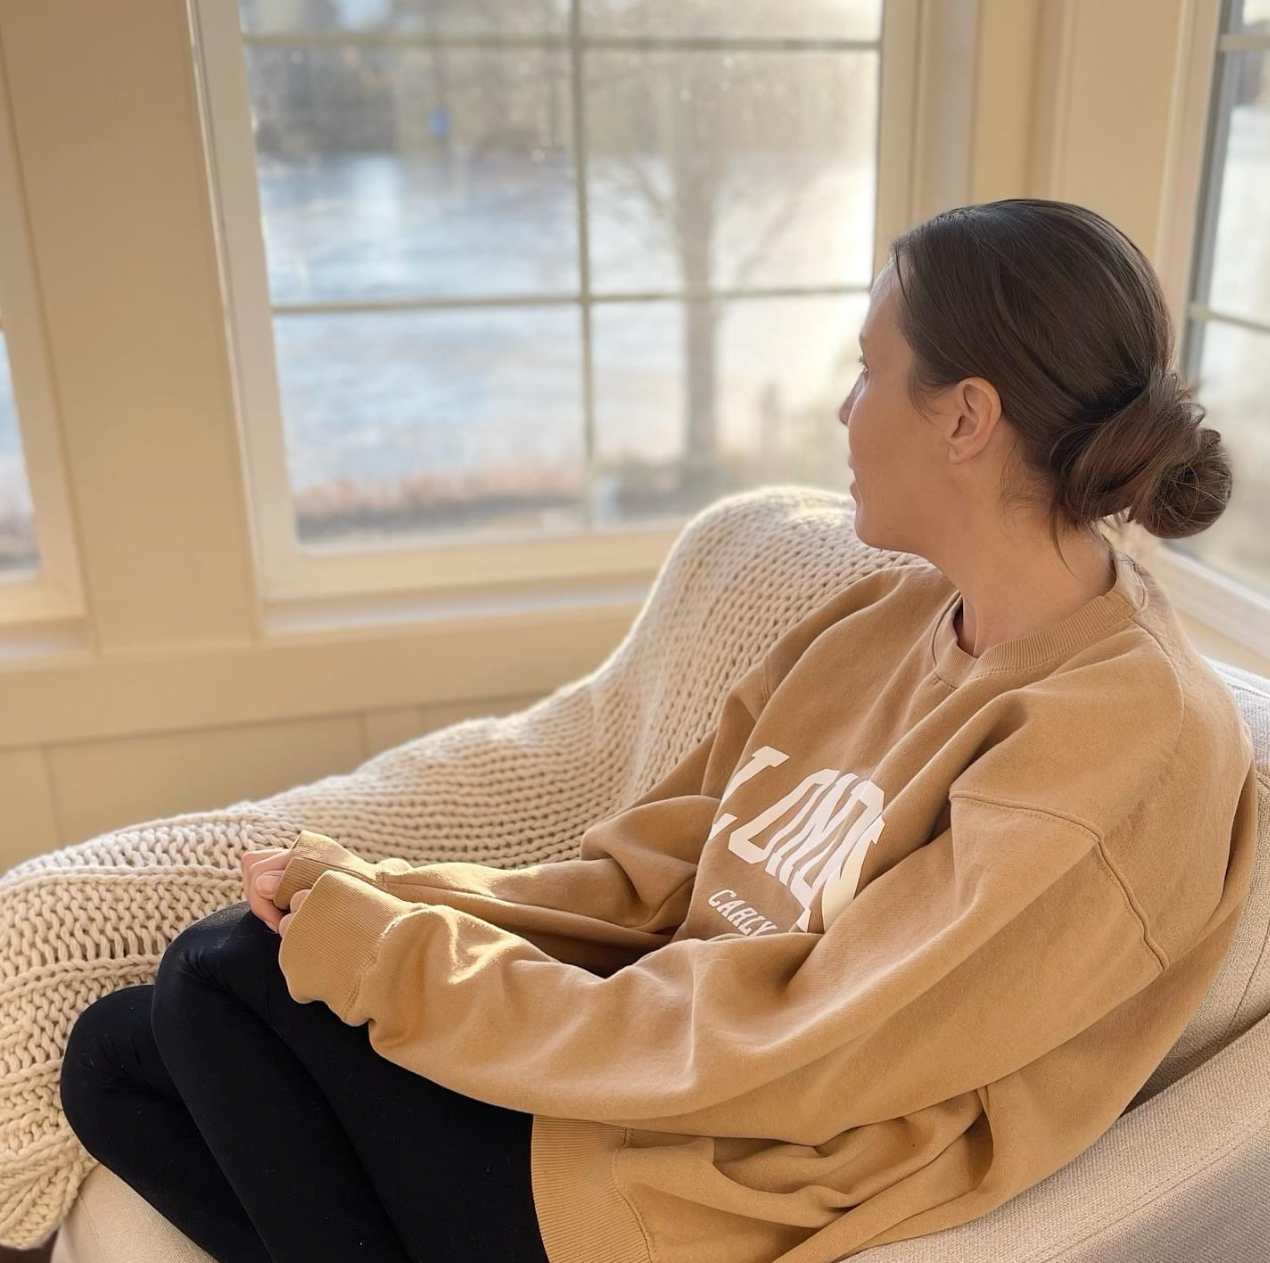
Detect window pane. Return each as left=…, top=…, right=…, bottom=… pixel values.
left=274, top=307, right=588, bottom=545
left=590, top=294, right=863, bottom=525
left=1204, top=50, right=1270, bottom=327
left=583, top=0, right=882, bottom=42
left=1233, top=1, right=1270, bottom=31
left=241, top=0, right=569, bottom=37
left=0, top=331, right=39, bottom=575
left=1171, top=322, right=1270, bottom=597
left=244, top=44, right=578, bottom=301
left=585, top=49, right=877, bottom=294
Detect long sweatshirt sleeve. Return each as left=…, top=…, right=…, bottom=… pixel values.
left=269, top=787, right=1167, bottom=1136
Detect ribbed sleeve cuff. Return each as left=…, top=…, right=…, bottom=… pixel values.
left=271, top=829, right=374, bottom=913
left=275, top=868, right=408, bottom=1022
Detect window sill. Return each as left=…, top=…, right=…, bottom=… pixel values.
left=0, top=576, right=653, bottom=748
left=257, top=570, right=657, bottom=642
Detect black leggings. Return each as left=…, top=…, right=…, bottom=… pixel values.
left=58, top=900, right=552, bottom=1263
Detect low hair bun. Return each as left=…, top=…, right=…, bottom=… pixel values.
left=1071, top=365, right=1232, bottom=540
left=1134, top=408, right=1233, bottom=540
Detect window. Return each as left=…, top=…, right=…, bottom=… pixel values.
left=194, top=0, right=916, bottom=606
left=0, top=309, right=36, bottom=575
left=1138, top=0, right=1270, bottom=655
left=0, top=44, right=82, bottom=630
left=1181, top=0, right=1270, bottom=590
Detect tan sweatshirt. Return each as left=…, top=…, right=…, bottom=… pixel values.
left=268, top=546, right=1259, bottom=1263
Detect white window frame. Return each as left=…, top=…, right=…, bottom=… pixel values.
left=0, top=44, right=83, bottom=630
left=1125, top=0, right=1270, bottom=659
left=189, top=0, right=929, bottom=614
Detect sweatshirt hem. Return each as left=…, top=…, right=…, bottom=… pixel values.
left=531, top=1115, right=651, bottom=1263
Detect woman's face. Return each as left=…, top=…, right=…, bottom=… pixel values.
left=836, top=262, right=1003, bottom=556
left=837, top=263, right=930, bottom=549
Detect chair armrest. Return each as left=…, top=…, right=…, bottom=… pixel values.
left=51, top=1163, right=215, bottom=1263
left=855, top=1011, right=1270, bottom=1262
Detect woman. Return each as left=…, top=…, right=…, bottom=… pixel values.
left=57, top=199, right=1256, bottom=1263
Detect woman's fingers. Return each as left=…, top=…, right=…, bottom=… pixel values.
left=240, top=847, right=284, bottom=886
left=277, top=887, right=310, bottom=938
left=241, top=848, right=290, bottom=931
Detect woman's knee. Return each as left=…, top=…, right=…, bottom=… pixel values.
left=152, top=902, right=276, bottom=1033
left=155, top=902, right=271, bottom=988
left=60, top=985, right=153, bottom=1139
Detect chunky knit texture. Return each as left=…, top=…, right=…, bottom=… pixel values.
left=2, top=485, right=1267, bottom=1254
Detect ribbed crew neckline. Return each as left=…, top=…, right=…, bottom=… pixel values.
left=929, top=545, right=1148, bottom=688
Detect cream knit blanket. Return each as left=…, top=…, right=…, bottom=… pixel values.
left=1, top=485, right=931, bottom=1250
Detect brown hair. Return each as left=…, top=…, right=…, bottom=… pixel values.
left=887, top=199, right=1232, bottom=567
